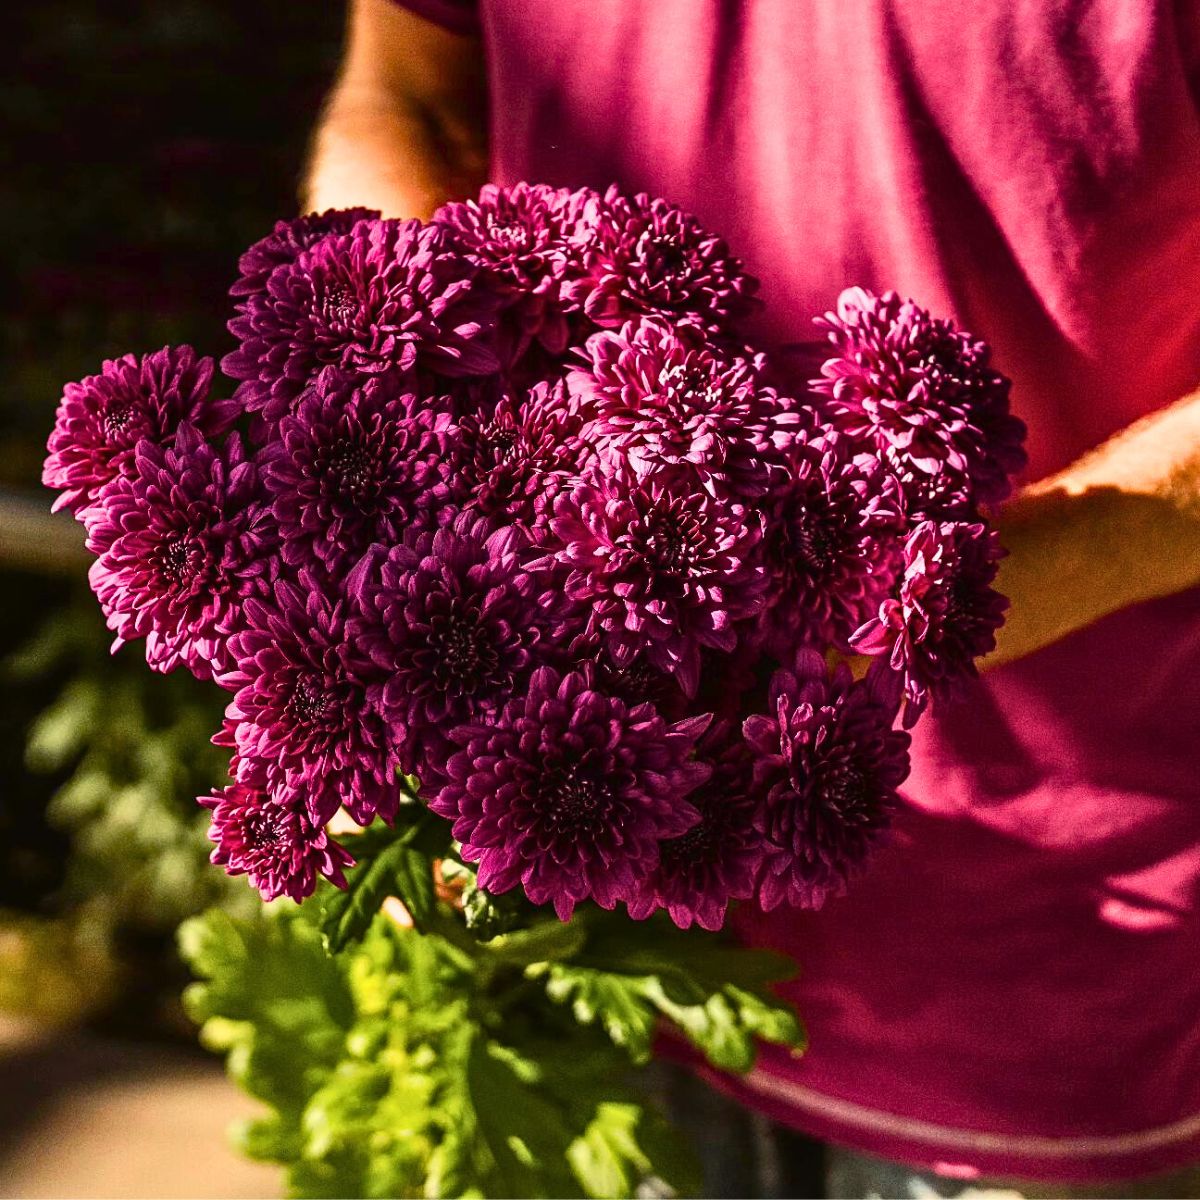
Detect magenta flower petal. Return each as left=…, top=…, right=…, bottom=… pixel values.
left=850, top=519, right=1008, bottom=723
left=82, top=424, right=273, bottom=680
left=453, top=380, right=594, bottom=534
left=222, top=217, right=501, bottom=422
left=351, top=512, right=566, bottom=784
left=230, top=207, right=381, bottom=299
left=564, top=186, right=759, bottom=333
left=435, top=183, right=592, bottom=307
left=431, top=665, right=710, bottom=920
left=44, top=346, right=234, bottom=517
left=203, top=776, right=354, bottom=902
left=813, top=288, right=1026, bottom=513
left=262, top=367, right=457, bottom=574
left=744, top=651, right=910, bottom=910
left=759, top=428, right=904, bottom=655
left=220, top=575, right=397, bottom=825
left=626, top=722, right=766, bottom=931
left=567, top=317, right=797, bottom=497
left=531, top=466, right=768, bottom=696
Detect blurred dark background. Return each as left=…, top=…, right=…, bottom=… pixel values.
left=0, top=3, right=344, bottom=1191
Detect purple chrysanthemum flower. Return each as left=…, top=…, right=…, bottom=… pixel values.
left=431, top=665, right=711, bottom=920
left=433, top=182, right=593, bottom=355
left=44, top=346, right=235, bottom=516
left=222, top=218, right=500, bottom=422
left=851, top=519, right=1008, bottom=723
left=743, top=651, right=910, bottom=910
left=567, top=317, right=794, bottom=496
left=532, top=467, right=768, bottom=696
left=575, top=636, right=691, bottom=717
left=565, top=185, right=759, bottom=333
left=351, top=513, right=560, bottom=782
left=759, top=430, right=904, bottom=655
left=83, top=424, right=273, bottom=680
left=454, top=380, right=592, bottom=534
left=220, top=576, right=396, bottom=825
left=202, top=777, right=354, bottom=902
left=626, top=723, right=766, bottom=931
left=813, top=288, right=1026, bottom=512
left=229, top=207, right=381, bottom=299
left=262, top=368, right=457, bottom=573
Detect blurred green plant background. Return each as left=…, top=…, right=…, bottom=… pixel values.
left=0, top=0, right=345, bottom=1034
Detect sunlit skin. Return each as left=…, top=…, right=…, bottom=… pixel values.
left=306, top=0, right=1200, bottom=673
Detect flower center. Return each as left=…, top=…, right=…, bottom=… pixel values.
left=324, top=435, right=378, bottom=500
left=643, top=232, right=687, bottom=274
left=429, top=605, right=502, bottom=694
left=540, top=764, right=608, bottom=834
left=816, top=762, right=871, bottom=822
left=485, top=424, right=521, bottom=463
left=103, top=402, right=136, bottom=438
left=486, top=216, right=535, bottom=254
left=660, top=813, right=716, bottom=867
left=941, top=575, right=986, bottom=635
left=243, top=808, right=289, bottom=852
left=786, top=502, right=841, bottom=573
left=659, top=362, right=721, bottom=409
left=639, top=507, right=702, bottom=577
left=156, top=536, right=203, bottom=585
left=287, top=674, right=336, bottom=727
left=321, top=281, right=360, bottom=328
left=593, top=656, right=673, bottom=709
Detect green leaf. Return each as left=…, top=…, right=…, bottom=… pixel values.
left=480, top=918, right=587, bottom=968
left=566, top=1103, right=648, bottom=1199
left=461, top=875, right=531, bottom=940
left=178, top=907, right=354, bottom=1117
left=24, top=678, right=99, bottom=771
left=181, top=901, right=714, bottom=1199
left=540, top=965, right=659, bottom=1064
left=466, top=1037, right=585, bottom=1199
left=316, top=811, right=451, bottom=952
left=506, top=1034, right=701, bottom=1200
left=540, top=910, right=805, bottom=1072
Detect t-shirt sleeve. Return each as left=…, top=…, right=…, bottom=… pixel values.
left=387, top=0, right=479, bottom=36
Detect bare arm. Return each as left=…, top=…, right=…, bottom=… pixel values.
left=304, top=0, right=487, bottom=219
left=987, top=388, right=1200, bottom=668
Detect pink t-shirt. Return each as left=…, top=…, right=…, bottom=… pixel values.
left=399, top=0, right=1200, bottom=1180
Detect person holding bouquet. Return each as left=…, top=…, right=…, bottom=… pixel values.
left=302, top=0, right=1200, bottom=1196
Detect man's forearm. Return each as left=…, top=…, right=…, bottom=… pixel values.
left=303, top=0, right=487, bottom=220
left=987, top=388, right=1200, bottom=668
left=305, top=88, right=482, bottom=219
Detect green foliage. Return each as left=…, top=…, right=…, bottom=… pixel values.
left=314, top=809, right=451, bottom=952
left=541, top=910, right=805, bottom=1071
left=2, top=602, right=252, bottom=1029
left=0, top=907, right=120, bottom=1024
left=11, top=603, right=246, bottom=931
left=14, top=608, right=805, bottom=1197
left=182, top=834, right=804, bottom=1199
left=182, top=902, right=701, bottom=1199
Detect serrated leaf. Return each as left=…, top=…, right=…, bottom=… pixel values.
left=317, top=812, right=450, bottom=952
left=566, top=1103, right=648, bottom=1199
left=233, top=1113, right=302, bottom=1163
left=540, top=965, right=659, bottom=1063
left=541, top=910, right=805, bottom=1072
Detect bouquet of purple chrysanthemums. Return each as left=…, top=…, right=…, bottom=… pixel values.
left=43, top=183, right=1024, bottom=933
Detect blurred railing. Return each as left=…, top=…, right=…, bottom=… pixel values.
left=0, top=489, right=89, bottom=577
